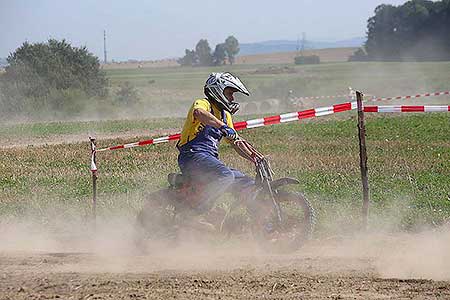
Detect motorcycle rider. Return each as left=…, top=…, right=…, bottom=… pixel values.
left=177, top=72, right=256, bottom=212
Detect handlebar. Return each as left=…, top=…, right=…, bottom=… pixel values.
left=233, top=138, right=274, bottom=184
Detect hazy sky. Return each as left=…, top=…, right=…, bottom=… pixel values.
left=1, top=0, right=407, bottom=61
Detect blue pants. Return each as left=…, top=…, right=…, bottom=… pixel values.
left=178, top=152, right=254, bottom=211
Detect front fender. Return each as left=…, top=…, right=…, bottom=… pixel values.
left=270, top=177, right=299, bottom=191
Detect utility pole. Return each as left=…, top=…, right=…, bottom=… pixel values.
left=103, top=30, right=107, bottom=64
left=301, top=32, right=306, bottom=57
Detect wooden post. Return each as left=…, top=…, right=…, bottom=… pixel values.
left=356, top=91, right=370, bottom=229
left=89, top=137, right=98, bottom=224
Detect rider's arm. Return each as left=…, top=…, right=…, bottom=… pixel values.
left=193, top=108, right=225, bottom=128
left=194, top=106, right=254, bottom=162
left=232, top=139, right=256, bottom=163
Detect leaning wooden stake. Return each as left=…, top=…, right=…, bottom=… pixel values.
left=356, top=91, right=370, bottom=229
left=89, top=137, right=98, bottom=225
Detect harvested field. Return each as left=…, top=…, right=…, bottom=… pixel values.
left=235, top=47, right=358, bottom=64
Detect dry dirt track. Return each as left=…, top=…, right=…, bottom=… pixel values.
left=2, top=232, right=450, bottom=300
left=0, top=128, right=181, bottom=150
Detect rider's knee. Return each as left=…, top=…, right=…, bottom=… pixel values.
left=219, top=169, right=235, bottom=186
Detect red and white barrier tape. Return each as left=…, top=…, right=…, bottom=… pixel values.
left=364, top=105, right=450, bottom=113
left=293, top=94, right=350, bottom=101
left=369, top=91, right=450, bottom=102
left=295, top=89, right=449, bottom=103
left=91, top=153, right=97, bottom=172
left=95, top=133, right=182, bottom=152
left=94, top=102, right=450, bottom=153
left=234, top=102, right=357, bottom=130
left=90, top=138, right=98, bottom=172
left=95, top=101, right=358, bottom=153
left=90, top=101, right=449, bottom=171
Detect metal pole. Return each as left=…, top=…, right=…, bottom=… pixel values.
left=90, top=137, right=98, bottom=225
left=103, top=30, right=107, bottom=64
left=356, top=91, right=370, bottom=229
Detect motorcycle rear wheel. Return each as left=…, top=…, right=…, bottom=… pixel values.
left=134, top=189, right=229, bottom=252
left=134, top=189, right=179, bottom=252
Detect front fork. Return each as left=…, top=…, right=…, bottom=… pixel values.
left=246, top=182, right=283, bottom=231
left=264, top=182, right=283, bottom=227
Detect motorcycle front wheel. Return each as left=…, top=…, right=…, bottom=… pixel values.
left=249, top=190, right=315, bottom=253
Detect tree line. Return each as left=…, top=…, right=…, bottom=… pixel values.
left=350, top=0, right=450, bottom=61
left=0, top=35, right=241, bottom=119
left=0, top=39, right=109, bottom=119
left=178, top=36, right=240, bottom=66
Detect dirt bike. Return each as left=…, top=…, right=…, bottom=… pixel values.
left=135, top=138, right=315, bottom=253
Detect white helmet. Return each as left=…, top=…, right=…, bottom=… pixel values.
left=204, top=72, right=250, bottom=114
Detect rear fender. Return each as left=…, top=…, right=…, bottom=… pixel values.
left=270, top=177, right=299, bottom=191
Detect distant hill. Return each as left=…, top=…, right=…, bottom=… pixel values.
left=239, top=37, right=365, bottom=56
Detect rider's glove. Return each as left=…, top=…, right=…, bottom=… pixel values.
left=219, top=125, right=238, bottom=141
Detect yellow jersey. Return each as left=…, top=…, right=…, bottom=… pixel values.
left=177, top=98, right=234, bottom=156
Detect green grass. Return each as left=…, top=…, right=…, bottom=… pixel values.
left=3, top=60, right=449, bottom=123
left=92, top=61, right=450, bottom=122
left=1, top=113, right=449, bottom=233
left=105, top=61, right=450, bottom=105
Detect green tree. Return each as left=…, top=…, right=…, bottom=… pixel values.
left=195, top=39, right=213, bottom=66
left=213, top=43, right=227, bottom=66
left=365, top=0, right=450, bottom=60
left=224, top=36, right=240, bottom=65
left=1, top=39, right=108, bottom=117
left=5, top=39, right=107, bottom=97
left=366, top=4, right=401, bottom=59
left=0, top=82, right=6, bottom=115
left=177, top=49, right=197, bottom=66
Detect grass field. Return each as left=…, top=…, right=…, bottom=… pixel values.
left=104, top=61, right=450, bottom=119
left=106, top=61, right=450, bottom=100
left=3, top=59, right=449, bottom=121
left=1, top=112, right=448, bottom=233
left=1, top=58, right=449, bottom=234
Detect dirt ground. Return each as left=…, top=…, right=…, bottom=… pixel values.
left=1, top=225, right=450, bottom=300
left=0, top=128, right=180, bottom=149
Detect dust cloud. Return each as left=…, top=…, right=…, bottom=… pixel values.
left=1, top=206, right=450, bottom=281
left=0, top=209, right=259, bottom=272
left=375, top=227, right=450, bottom=280
left=303, top=227, right=450, bottom=281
